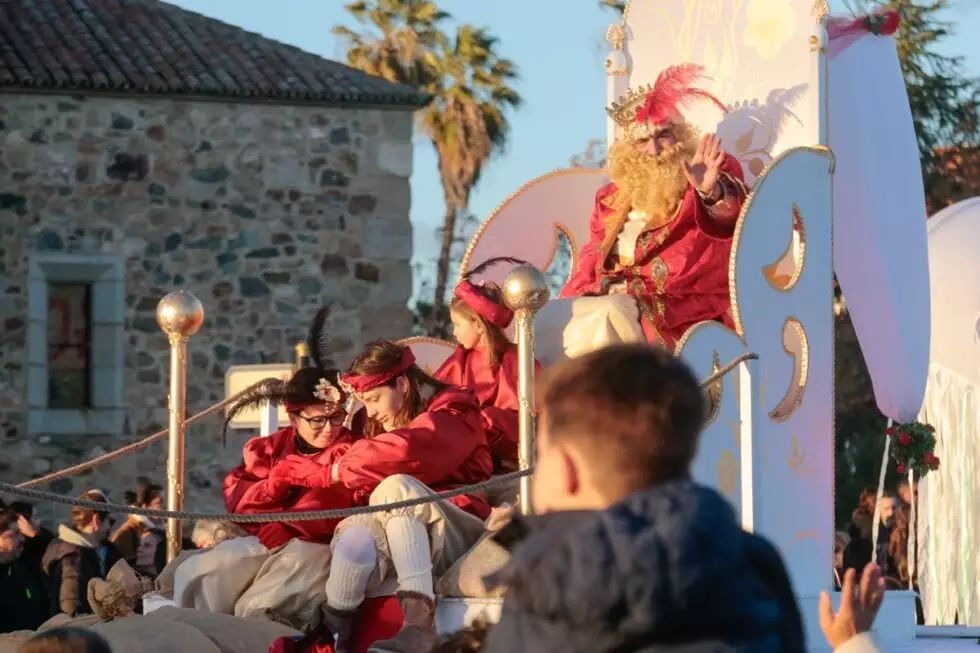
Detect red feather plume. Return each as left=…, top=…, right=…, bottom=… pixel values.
left=635, top=63, right=726, bottom=126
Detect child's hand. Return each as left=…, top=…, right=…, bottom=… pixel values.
left=486, top=503, right=515, bottom=532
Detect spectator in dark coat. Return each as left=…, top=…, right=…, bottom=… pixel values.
left=0, top=507, right=50, bottom=633
left=483, top=345, right=805, bottom=653
left=9, top=502, right=55, bottom=566
left=41, top=490, right=121, bottom=617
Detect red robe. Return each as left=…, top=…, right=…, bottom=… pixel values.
left=335, top=386, right=494, bottom=520
left=224, top=426, right=358, bottom=548
left=433, top=344, right=540, bottom=474
left=561, top=154, right=746, bottom=348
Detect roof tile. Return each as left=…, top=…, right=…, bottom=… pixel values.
left=0, top=0, right=430, bottom=107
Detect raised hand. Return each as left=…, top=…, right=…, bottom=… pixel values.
left=683, top=133, right=726, bottom=196
left=17, top=514, right=38, bottom=539
left=818, top=563, right=886, bottom=650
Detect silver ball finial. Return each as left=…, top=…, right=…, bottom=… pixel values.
left=156, top=290, right=205, bottom=337
left=502, top=264, right=550, bottom=313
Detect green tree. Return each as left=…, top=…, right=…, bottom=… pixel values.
left=883, top=0, right=980, bottom=162
left=334, top=1, right=521, bottom=336
left=599, top=0, right=626, bottom=13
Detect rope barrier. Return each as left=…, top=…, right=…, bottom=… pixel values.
left=0, top=469, right=532, bottom=523
left=16, top=390, right=251, bottom=488
left=698, top=352, right=759, bottom=388
left=9, top=351, right=755, bottom=517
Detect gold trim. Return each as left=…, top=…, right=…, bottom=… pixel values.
left=397, top=336, right=457, bottom=375
left=762, top=203, right=806, bottom=292
left=704, top=350, right=723, bottom=425
left=553, top=222, right=579, bottom=285
left=397, top=335, right=456, bottom=350
left=672, top=318, right=741, bottom=359
left=769, top=317, right=809, bottom=422
left=727, top=145, right=834, bottom=340
left=458, top=167, right=607, bottom=284
left=811, top=0, right=830, bottom=20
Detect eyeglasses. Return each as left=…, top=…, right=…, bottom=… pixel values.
left=292, top=410, right=346, bottom=430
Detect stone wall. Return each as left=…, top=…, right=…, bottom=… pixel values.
left=0, top=92, right=415, bottom=521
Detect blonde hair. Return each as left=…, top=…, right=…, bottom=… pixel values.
left=449, top=282, right=511, bottom=366
left=606, top=121, right=699, bottom=227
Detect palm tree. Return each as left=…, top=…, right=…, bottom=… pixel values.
left=598, top=0, right=626, bottom=13
left=334, top=2, right=521, bottom=334
left=332, top=0, right=447, bottom=88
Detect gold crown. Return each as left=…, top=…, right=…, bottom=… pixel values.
left=606, top=85, right=657, bottom=141
left=606, top=85, right=650, bottom=128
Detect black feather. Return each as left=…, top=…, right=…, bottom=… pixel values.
left=306, top=306, right=333, bottom=371
left=222, top=377, right=290, bottom=445
left=464, top=256, right=529, bottom=280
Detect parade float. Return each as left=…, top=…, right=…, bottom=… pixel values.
left=5, top=0, right=974, bottom=650
left=402, top=0, right=935, bottom=648
left=917, top=197, right=980, bottom=627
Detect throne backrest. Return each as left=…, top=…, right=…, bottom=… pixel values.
left=618, top=0, right=827, bottom=185
left=459, top=167, right=608, bottom=293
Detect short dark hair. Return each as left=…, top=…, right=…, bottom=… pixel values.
left=9, top=501, right=33, bottom=520
left=70, top=490, right=109, bottom=531
left=539, top=344, right=705, bottom=498
left=135, top=483, right=163, bottom=507
left=0, top=508, right=18, bottom=533
left=20, top=628, right=113, bottom=653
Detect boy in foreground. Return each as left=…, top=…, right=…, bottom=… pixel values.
left=483, top=344, right=805, bottom=652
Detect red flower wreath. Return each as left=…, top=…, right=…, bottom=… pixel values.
left=885, top=421, right=939, bottom=477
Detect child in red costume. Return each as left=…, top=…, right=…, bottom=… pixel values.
left=277, top=340, right=493, bottom=653
left=174, top=317, right=364, bottom=625
left=434, top=257, right=541, bottom=474
left=222, top=366, right=358, bottom=550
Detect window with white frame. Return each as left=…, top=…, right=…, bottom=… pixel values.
left=28, top=255, right=125, bottom=436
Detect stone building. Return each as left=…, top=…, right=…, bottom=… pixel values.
left=0, top=0, right=428, bottom=515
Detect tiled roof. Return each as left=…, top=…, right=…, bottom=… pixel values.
left=0, top=0, right=431, bottom=108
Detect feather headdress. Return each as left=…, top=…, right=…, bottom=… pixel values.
left=607, top=64, right=727, bottom=141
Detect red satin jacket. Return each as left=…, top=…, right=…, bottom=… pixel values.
left=434, top=344, right=539, bottom=474
left=561, top=155, right=746, bottom=348
left=223, top=426, right=358, bottom=548
left=335, top=386, right=494, bottom=520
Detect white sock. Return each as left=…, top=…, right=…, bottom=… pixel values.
left=326, top=525, right=377, bottom=611
left=384, top=515, right=434, bottom=599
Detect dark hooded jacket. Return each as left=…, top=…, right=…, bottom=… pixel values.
left=41, top=524, right=121, bottom=617
left=483, top=478, right=805, bottom=653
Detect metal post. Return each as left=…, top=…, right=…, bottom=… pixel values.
left=502, top=264, right=550, bottom=516
left=738, top=357, right=762, bottom=533
left=259, top=400, right=279, bottom=437
left=156, top=290, right=204, bottom=562
left=295, top=341, right=310, bottom=370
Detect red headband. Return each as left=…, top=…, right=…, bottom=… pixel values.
left=340, top=347, right=417, bottom=394
left=454, top=280, right=513, bottom=328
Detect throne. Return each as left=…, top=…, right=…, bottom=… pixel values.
left=406, top=1, right=930, bottom=647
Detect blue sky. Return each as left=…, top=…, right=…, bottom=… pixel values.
left=166, top=0, right=979, bottom=297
